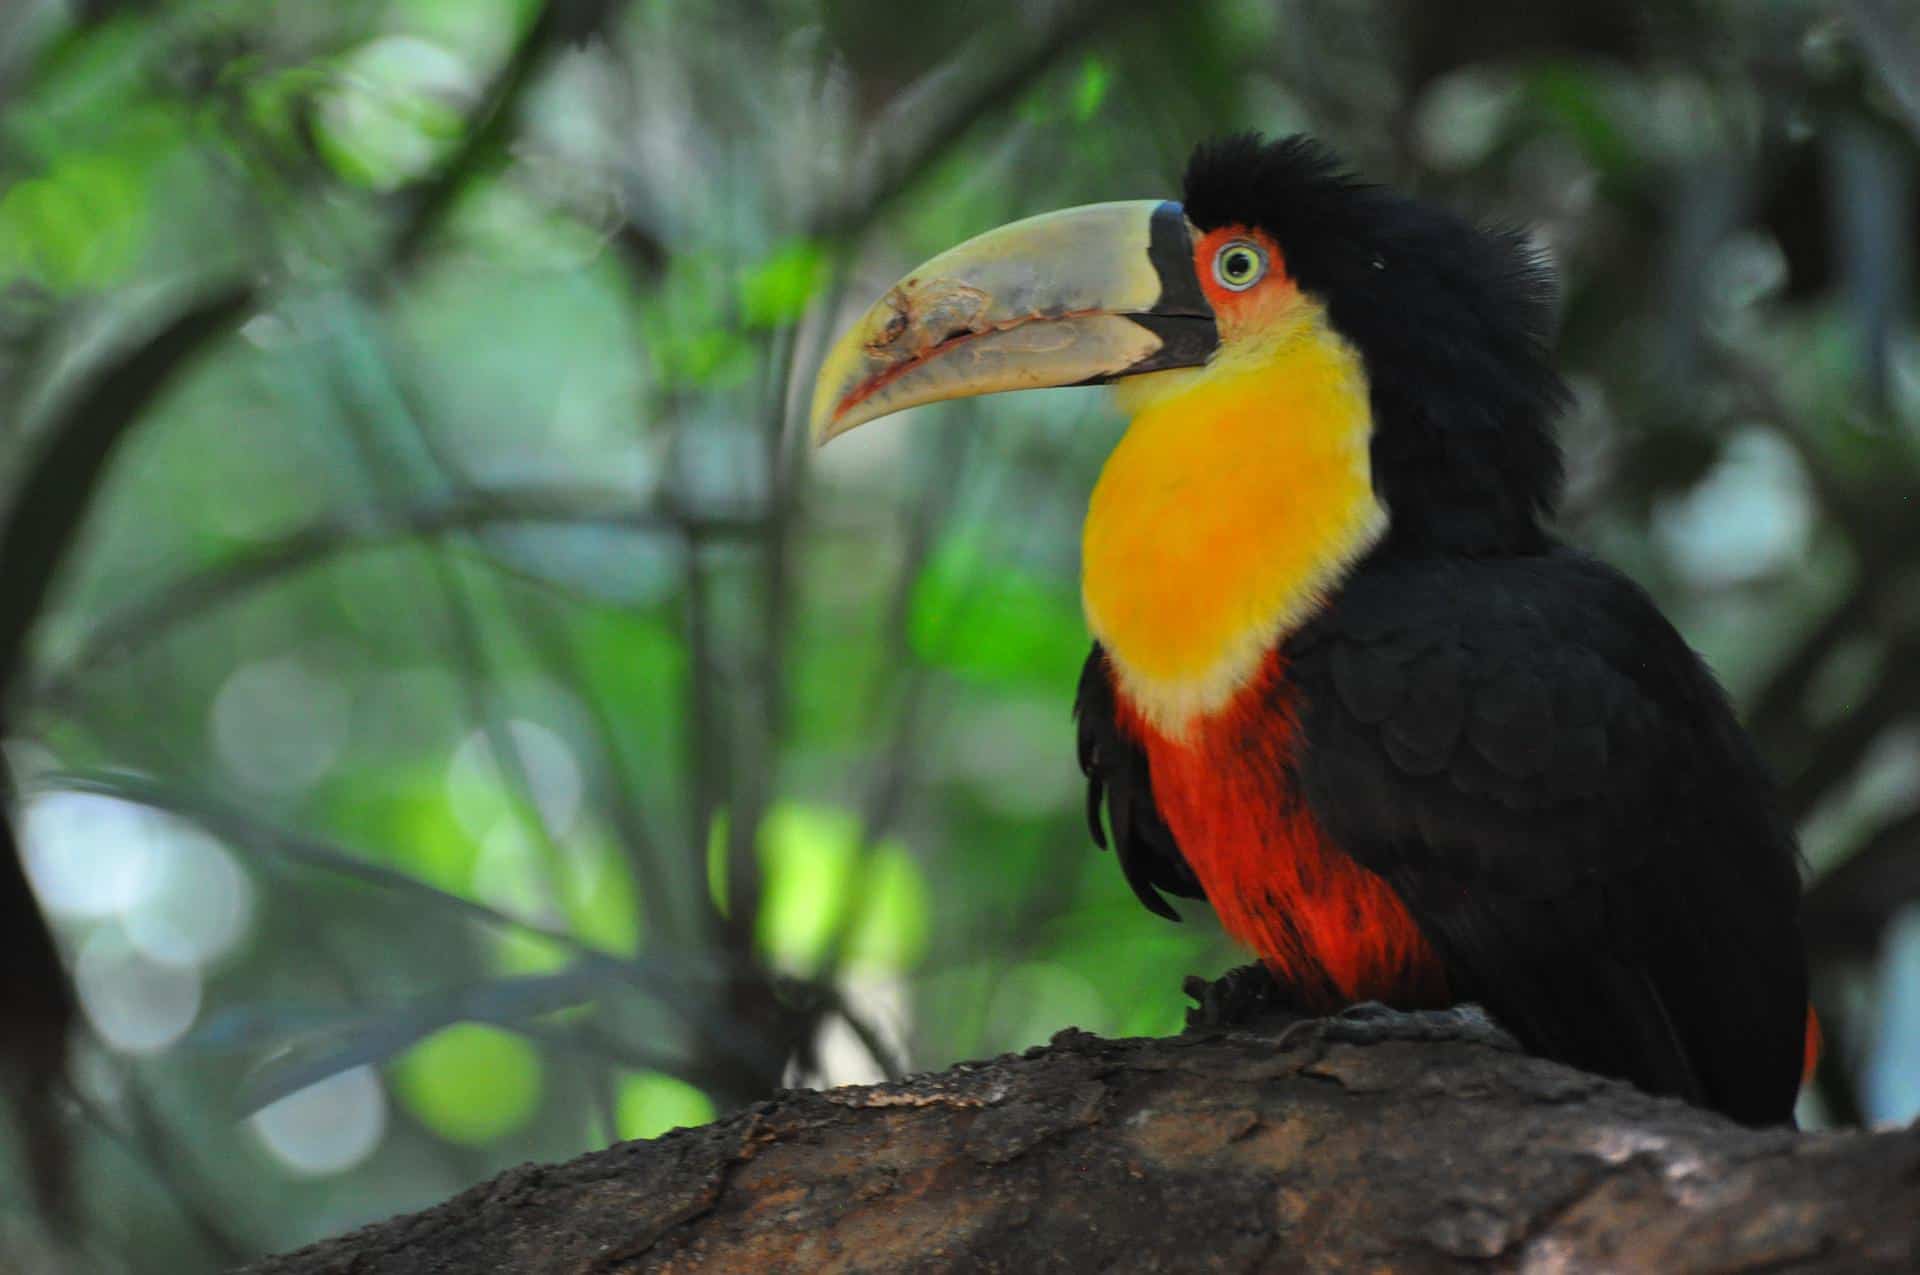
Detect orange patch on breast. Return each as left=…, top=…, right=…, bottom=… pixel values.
left=1084, top=297, right=1383, bottom=736
left=1116, top=651, right=1447, bottom=1012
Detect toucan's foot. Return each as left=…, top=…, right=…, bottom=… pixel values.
left=1184, top=971, right=1520, bottom=1054
left=1183, top=963, right=1309, bottom=1033
left=1279, top=1001, right=1521, bottom=1053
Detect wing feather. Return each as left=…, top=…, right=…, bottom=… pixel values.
left=1074, top=646, right=1203, bottom=920
left=1287, top=550, right=1807, bottom=1124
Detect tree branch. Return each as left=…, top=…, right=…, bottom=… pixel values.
left=808, top=0, right=1155, bottom=244
left=1850, top=0, right=1920, bottom=143
left=239, top=1029, right=1919, bottom=1273
left=0, top=282, right=254, bottom=1223
left=31, top=486, right=764, bottom=702
left=386, top=0, right=621, bottom=282
left=0, top=286, right=255, bottom=695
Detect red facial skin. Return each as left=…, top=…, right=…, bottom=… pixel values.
left=1192, top=225, right=1295, bottom=336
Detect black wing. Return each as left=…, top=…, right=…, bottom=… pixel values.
left=1286, top=549, right=1807, bottom=1125
left=1074, top=645, right=1203, bottom=920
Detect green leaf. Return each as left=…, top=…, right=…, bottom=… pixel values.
left=739, top=239, right=830, bottom=327
left=0, top=153, right=146, bottom=288
left=569, top=611, right=687, bottom=779
left=1072, top=58, right=1112, bottom=122
left=908, top=541, right=1086, bottom=687
left=240, top=65, right=333, bottom=150
left=615, top=1071, right=715, bottom=1141
left=490, top=928, right=573, bottom=975
left=706, top=808, right=730, bottom=917
left=312, top=36, right=471, bottom=190
left=1523, top=64, right=1636, bottom=180
left=559, top=831, right=641, bottom=956
left=327, top=767, right=479, bottom=894
left=755, top=803, right=929, bottom=974
left=640, top=250, right=755, bottom=387
left=393, top=1022, right=543, bottom=1144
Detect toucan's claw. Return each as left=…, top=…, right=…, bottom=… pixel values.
left=1182, top=962, right=1307, bottom=1033
left=1183, top=968, right=1521, bottom=1055
left=1278, top=1001, right=1522, bottom=1054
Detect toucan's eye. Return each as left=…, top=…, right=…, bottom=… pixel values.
left=1212, top=240, right=1267, bottom=291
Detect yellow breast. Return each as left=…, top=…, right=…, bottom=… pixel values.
left=1081, top=304, right=1384, bottom=735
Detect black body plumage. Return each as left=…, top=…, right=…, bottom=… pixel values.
left=1075, top=135, right=1809, bottom=1126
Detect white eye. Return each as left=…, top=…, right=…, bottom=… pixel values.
left=1212, top=240, right=1267, bottom=291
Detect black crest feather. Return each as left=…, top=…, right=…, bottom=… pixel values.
left=1184, top=134, right=1569, bottom=555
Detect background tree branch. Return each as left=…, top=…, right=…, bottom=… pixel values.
left=0, top=284, right=254, bottom=1224
left=241, top=1030, right=1920, bottom=1275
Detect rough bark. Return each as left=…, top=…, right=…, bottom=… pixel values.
left=242, top=1028, right=1920, bottom=1274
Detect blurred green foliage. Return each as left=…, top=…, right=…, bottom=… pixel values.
left=2, top=0, right=1920, bottom=1269
left=394, top=1023, right=543, bottom=1145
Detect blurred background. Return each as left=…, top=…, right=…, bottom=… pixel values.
left=1, top=0, right=1919, bottom=1267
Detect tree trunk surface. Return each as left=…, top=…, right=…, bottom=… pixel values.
left=241, top=1028, right=1920, bottom=1273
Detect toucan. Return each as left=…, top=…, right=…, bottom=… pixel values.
left=811, top=134, right=1811, bottom=1127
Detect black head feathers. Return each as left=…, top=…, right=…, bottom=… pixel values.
left=1184, top=134, right=1569, bottom=555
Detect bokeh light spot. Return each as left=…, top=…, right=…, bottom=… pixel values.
left=1655, top=429, right=1813, bottom=587
left=75, top=931, right=202, bottom=1054
left=212, top=655, right=351, bottom=795
left=1865, top=907, right=1920, bottom=1125
left=393, top=1023, right=543, bottom=1145
left=615, top=1072, right=715, bottom=1142
left=250, top=1065, right=388, bottom=1177
left=755, top=803, right=929, bottom=975
left=125, top=826, right=254, bottom=969
left=448, top=719, right=583, bottom=841
left=314, top=36, right=473, bottom=189
left=22, top=791, right=162, bottom=920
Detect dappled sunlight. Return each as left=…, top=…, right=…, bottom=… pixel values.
left=249, top=1066, right=390, bottom=1178
left=615, top=1070, right=715, bottom=1142
left=23, top=790, right=254, bottom=987
left=213, top=655, right=354, bottom=796
left=394, top=1023, right=543, bottom=1146
left=23, top=793, right=165, bottom=922
left=448, top=719, right=585, bottom=843
left=1654, top=429, right=1816, bottom=587
left=74, top=931, right=202, bottom=1055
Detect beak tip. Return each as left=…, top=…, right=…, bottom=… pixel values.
left=814, top=407, right=872, bottom=448
left=807, top=381, right=845, bottom=448
left=808, top=391, right=855, bottom=447
left=808, top=334, right=871, bottom=447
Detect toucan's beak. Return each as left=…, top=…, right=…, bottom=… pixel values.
left=811, top=200, right=1217, bottom=444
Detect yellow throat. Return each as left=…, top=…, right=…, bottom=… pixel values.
left=1082, top=302, right=1385, bottom=735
